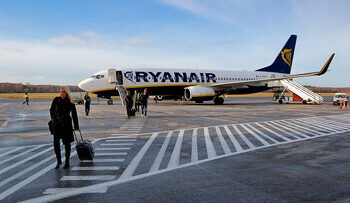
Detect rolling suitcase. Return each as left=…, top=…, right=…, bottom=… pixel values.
left=74, top=130, right=94, bottom=161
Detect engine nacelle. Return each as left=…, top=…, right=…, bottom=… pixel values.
left=184, top=86, right=215, bottom=101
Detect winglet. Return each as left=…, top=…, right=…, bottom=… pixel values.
left=314, top=53, right=335, bottom=76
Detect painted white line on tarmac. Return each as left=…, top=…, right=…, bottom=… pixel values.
left=95, top=147, right=131, bottom=151
left=88, top=159, right=125, bottom=163
left=101, top=143, right=133, bottom=146
left=149, top=131, right=172, bottom=172
left=232, top=125, right=255, bottom=149
left=282, top=120, right=322, bottom=135
left=110, top=134, right=138, bottom=136
left=61, top=176, right=115, bottom=181
left=223, top=125, right=243, bottom=152
left=203, top=127, right=217, bottom=159
left=22, top=125, right=350, bottom=203
left=0, top=140, right=98, bottom=201
left=0, top=147, right=26, bottom=158
left=302, top=119, right=348, bottom=131
left=0, top=145, right=43, bottom=165
left=168, top=130, right=185, bottom=168
left=95, top=152, right=127, bottom=156
left=240, top=124, right=270, bottom=146
left=71, top=167, right=120, bottom=171
left=1, top=120, right=8, bottom=129
left=108, top=136, right=139, bottom=139
left=191, top=128, right=198, bottom=162
left=118, top=133, right=159, bottom=180
left=43, top=187, right=108, bottom=195
left=255, top=122, right=290, bottom=142
left=245, top=123, right=278, bottom=144
left=264, top=122, right=300, bottom=140
left=0, top=148, right=54, bottom=188
left=215, top=126, right=231, bottom=154
left=106, top=139, right=136, bottom=142
left=274, top=120, right=311, bottom=138
left=293, top=119, right=336, bottom=132
left=0, top=146, right=51, bottom=175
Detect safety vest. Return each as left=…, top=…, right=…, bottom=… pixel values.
left=137, top=93, right=141, bottom=100
left=25, top=94, right=28, bottom=98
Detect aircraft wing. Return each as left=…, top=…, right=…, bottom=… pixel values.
left=210, top=53, right=334, bottom=90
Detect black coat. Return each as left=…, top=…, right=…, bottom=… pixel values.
left=125, top=95, right=133, bottom=110
left=140, top=93, right=149, bottom=104
left=50, top=96, right=79, bottom=143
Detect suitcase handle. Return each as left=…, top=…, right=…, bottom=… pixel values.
left=73, top=130, right=84, bottom=141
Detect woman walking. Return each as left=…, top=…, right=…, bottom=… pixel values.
left=50, top=87, right=79, bottom=169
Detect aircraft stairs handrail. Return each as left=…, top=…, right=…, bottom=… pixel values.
left=285, top=80, right=322, bottom=103
left=280, top=79, right=323, bottom=103
left=115, top=85, right=127, bottom=106
left=287, top=80, right=322, bottom=100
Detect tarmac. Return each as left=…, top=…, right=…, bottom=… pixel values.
left=1, top=97, right=350, bottom=202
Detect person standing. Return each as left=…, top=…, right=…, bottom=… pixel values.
left=133, top=90, right=139, bottom=113
left=140, top=88, right=149, bottom=117
left=23, top=92, right=29, bottom=105
left=125, top=90, right=133, bottom=118
left=50, top=87, right=79, bottom=169
left=84, top=92, right=91, bottom=116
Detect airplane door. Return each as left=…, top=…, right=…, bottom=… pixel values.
left=116, top=71, right=123, bottom=85
left=108, top=69, right=117, bottom=84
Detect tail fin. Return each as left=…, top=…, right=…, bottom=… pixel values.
left=256, top=35, right=297, bottom=74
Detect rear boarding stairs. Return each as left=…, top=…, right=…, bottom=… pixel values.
left=274, top=79, right=323, bottom=104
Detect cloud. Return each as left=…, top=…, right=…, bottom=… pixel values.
left=158, top=0, right=255, bottom=25
left=82, top=31, right=97, bottom=37
left=0, top=43, right=25, bottom=53
left=49, top=35, right=87, bottom=46
left=49, top=33, right=108, bottom=49
left=123, top=37, right=150, bottom=45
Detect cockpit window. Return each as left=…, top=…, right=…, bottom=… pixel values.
left=90, top=75, right=105, bottom=79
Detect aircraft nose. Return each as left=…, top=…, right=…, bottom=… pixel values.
left=78, top=79, right=90, bottom=91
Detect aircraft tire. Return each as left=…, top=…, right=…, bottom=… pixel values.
left=195, top=100, right=204, bottom=103
left=278, top=99, right=283, bottom=104
left=214, top=97, right=224, bottom=105
left=107, top=99, right=113, bottom=105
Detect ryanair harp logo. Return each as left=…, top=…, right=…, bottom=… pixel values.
left=124, top=71, right=133, bottom=82
left=281, top=49, right=292, bottom=68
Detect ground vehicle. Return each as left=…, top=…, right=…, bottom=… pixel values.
left=71, top=92, right=85, bottom=104
left=333, top=93, right=347, bottom=105
left=273, top=91, right=305, bottom=104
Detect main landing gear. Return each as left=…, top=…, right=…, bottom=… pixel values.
left=213, top=97, right=224, bottom=105
left=107, top=99, right=113, bottom=105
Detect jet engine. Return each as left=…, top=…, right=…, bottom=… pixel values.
left=184, top=86, right=215, bottom=102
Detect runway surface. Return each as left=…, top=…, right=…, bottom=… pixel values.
left=1, top=97, right=350, bottom=202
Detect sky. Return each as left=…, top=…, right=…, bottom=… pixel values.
left=0, top=0, right=349, bottom=87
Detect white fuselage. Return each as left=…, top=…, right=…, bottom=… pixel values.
left=78, top=68, right=285, bottom=98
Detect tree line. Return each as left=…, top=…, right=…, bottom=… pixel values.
left=0, top=83, right=82, bottom=93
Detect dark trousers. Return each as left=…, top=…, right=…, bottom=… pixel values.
left=85, top=104, right=90, bottom=116
left=141, top=103, right=148, bottom=116
left=135, top=103, right=139, bottom=112
left=23, top=98, right=29, bottom=105
left=54, top=135, right=71, bottom=163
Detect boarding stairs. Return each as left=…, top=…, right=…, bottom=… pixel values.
left=116, top=86, right=127, bottom=106
left=280, top=79, right=323, bottom=104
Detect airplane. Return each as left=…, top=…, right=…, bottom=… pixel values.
left=78, top=35, right=335, bottom=105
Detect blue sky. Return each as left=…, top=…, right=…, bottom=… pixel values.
left=0, top=0, right=349, bottom=87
